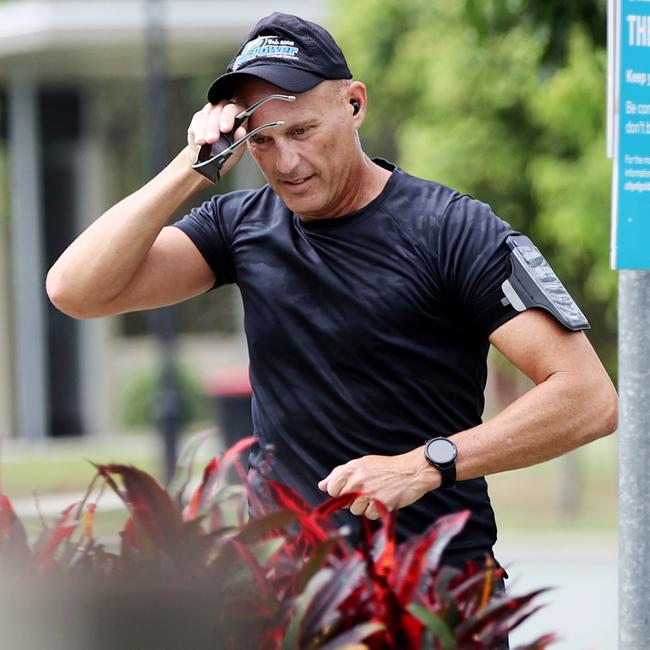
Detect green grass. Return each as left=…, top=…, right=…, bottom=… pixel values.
left=0, top=431, right=233, bottom=546
left=19, top=509, right=130, bottom=542
left=0, top=455, right=160, bottom=498
left=0, top=429, right=223, bottom=499
left=0, top=430, right=619, bottom=537
left=488, top=433, right=618, bottom=533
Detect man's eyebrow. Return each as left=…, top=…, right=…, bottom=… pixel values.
left=248, top=118, right=319, bottom=138
left=281, top=119, right=320, bottom=131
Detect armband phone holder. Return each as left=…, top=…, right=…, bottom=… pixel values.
left=501, top=235, right=590, bottom=331
left=192, top=94, right=296, bottom=183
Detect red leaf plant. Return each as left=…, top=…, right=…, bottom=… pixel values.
left=0, top=436, right=555, bottom=650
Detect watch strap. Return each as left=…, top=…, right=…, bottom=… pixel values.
left=438, top=463, right=456, bottom=489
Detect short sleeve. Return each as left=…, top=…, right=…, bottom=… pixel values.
left=173, top=194, right=238, bottom=287
left=436, top=195, right=518, bottom=336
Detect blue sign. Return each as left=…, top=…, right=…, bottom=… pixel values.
left=613, top=1, right=650, bottom=269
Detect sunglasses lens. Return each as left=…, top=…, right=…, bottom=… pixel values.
left=197, top=135, right=232, bottom=163
left=196, top=144, right=214, bottom=164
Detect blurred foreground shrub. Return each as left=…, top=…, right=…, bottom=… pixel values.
left=0, top=435, right=554, bottom=650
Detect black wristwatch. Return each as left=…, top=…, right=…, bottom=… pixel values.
left=424, top=437, right=457, bottom=489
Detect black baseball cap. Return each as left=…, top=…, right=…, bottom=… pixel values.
left=207, top=13, right=352, bottom=103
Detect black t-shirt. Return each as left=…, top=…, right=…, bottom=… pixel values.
left=174, top=159, right=520, bottom=558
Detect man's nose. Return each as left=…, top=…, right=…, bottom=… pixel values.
left=275, top=141, right=301, bottom=176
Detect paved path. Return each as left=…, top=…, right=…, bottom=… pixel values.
left=495, top=534, right=617, bottom=650
left=11, top=490, right=124, bottom=519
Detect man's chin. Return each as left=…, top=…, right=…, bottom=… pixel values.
left=274, top=186, right=323, bottom=217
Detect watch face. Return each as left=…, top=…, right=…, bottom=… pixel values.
left=427, top=438, right=456, bottom=464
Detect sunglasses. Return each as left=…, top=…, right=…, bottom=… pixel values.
left=192, top=94, right=296, bottom=183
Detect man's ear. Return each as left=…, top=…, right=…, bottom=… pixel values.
left=347, top=80, right=368, bottom=123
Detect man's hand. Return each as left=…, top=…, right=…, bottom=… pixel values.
left=317, top=448, right=437, bottom=519
left=187, top=100, right=248, bottom=178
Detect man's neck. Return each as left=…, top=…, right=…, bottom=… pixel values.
left=352, top=155, right=393, bottom=209
left=298, top=155, right=393, bottom=222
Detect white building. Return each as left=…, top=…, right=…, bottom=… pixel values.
left=0, top=0, right=326, bottom=440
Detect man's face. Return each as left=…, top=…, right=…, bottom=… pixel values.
left=235, top=78, right=363, bottom=220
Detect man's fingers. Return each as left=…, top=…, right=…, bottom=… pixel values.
left=349, top=498, right=382, bottom=519
left=204, top=104, right=224, bottom=142
left=321, top=469, right=349, bottom=498
left=326, top=475, right=347, bottom=497
left=364, top=502, right=381, bottom=520
left=203, top=101, right=245, bottom=143
left=191, top=103, right=213, bottom=145
left=233, top=125, right=248, bottom=143
left=187, top=100, right=250, bottom=175
left=190, top=100, right=247, bottom=147
left=349, top=497, right=370, bottom=516
left=218, top=102, right=240, bottom=133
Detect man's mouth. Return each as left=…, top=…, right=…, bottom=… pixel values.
left=280, top=175, right=315, bottom=189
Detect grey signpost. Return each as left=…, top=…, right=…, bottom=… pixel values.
left=144, top=0, right=184, bottom=482
left=609, top=1, right=650, bottom=646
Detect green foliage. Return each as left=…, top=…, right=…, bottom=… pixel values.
left=527, top=33, right=616, bottom=368
left=333, top=0, right=616, bottom=374
left=119, top=367, right=208, bottom=429
left=464, top=0, right=607, bottom=63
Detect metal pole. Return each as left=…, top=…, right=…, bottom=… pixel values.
left=618, top=270, right=650, bottom=648
left=8, top=70, right=49, bottom=441
left=144, top=0, right=184, bottom=482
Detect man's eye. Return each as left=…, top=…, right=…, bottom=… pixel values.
left=251, top=137, right=269, bottom=146
left=292, top=127, right=307, bottom=137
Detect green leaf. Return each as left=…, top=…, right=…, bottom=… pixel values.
left=318, top=622, right=384, bottom=650
left=168, top=429, right=214, bottom=502
left=300, top=557, right=365, bottom=638
left=235, top=509, right=297, bottom=545
left=250, top=537, right=285, bottom=566
left=282, top=568, right=333, bottom=650
left=418, top=627, right=435, bottom=650
left=408, top=604, right=454, bottom=650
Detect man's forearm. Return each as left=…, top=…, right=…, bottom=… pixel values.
left=445, top=367, right=618, bottom=484
left=46, top=147, right=209, bottom=317
left=320, top=349, right=617, bottom=518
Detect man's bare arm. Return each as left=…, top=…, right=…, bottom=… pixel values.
left=46, top=101, right=246, bottom=319
left=454, top=310, right=617, bottom=476
left=319, top=309, right=618, bottom=518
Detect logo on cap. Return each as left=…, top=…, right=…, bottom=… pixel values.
left=232, top=35, right=300, bottom=71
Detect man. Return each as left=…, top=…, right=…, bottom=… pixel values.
left=47, top=13, right=617, bottom=570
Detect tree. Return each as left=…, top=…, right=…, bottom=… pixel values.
left=333, top=0, right=616, bottom=372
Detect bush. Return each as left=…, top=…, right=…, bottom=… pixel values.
left=0, top=435, right=554, bottom=649
left=119, top=367, right=209, bottom=429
